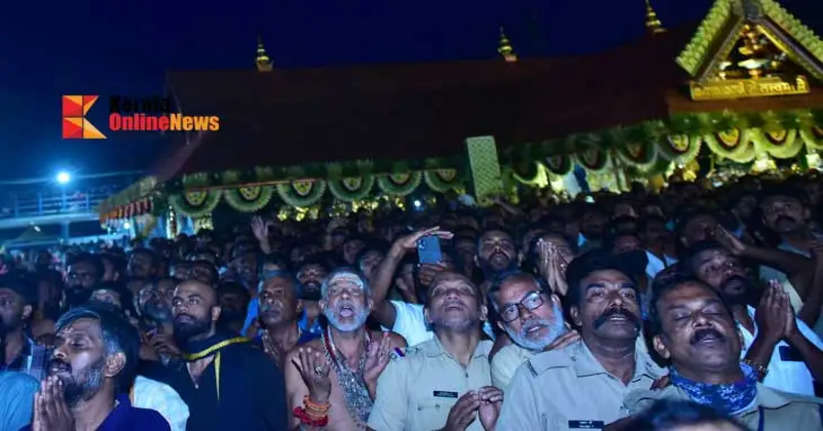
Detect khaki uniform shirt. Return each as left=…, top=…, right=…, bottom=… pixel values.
left=625, top=382, right=823, bottom=431
left=491, top=343, right=536, bottom=392
left=367, top=337, right=493, bottom=431
left=497, top=339, right=665, bottom=431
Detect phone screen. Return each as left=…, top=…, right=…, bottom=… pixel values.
left=417, top=235, right=442, bottom=264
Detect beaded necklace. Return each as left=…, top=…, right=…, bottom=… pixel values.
left=322, top=325, right=372, bottom=429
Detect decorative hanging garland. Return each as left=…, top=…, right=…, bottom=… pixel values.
left=424, top=169, right=461, bottom=192
left=703, top=129, right=755, bottom=163
left=660, top=135, right=702, bottom=165
left=544, top=153, right=573, bottom=176
left=376, top=172, right=422, bottom=196
left=511, top=161, right=541, bottom=183
left=328, top=175, right=376, bottom=202
left=511, top=162, right=550, bottom=188
left=169, top=189, right=222, bottom=219
left=799, top=126, right=823, bottom=150
left=626, top=157, right=672, bottom=178
left=750, top=128, right=803, bottom=159
left=616, top=139, right=658, bottom=170
left=575, top=147, right=609, bottom=172
left=223, top=185, right=274, bottom=212
left=276, top=180, right=327, bottom=207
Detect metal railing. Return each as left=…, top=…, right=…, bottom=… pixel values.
left=0, top=187, right=116, bottom=219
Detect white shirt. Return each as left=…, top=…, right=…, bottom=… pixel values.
left=739, top=305, right=823, bottom=396
left=390, top=300, right=495, bottom=347
left=390, top=300, right=434, bottom=347
left=131, top=375, right=190, bottom=431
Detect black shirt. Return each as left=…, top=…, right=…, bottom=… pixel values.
left=143, top=334, right=288, bottom=431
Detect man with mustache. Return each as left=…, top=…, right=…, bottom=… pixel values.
left=65, top=253, right=105, bottom=308
left=625, top=276, right=823, bottom=430
left=368, top=271, right=503, bottom=431
left=285, top=269, right=405, bottom=430
left=293, top=259, right=329, bottom=334
left=497, top=249, right=665, bottom=430
left=149, top=279, right=288, bottom=431
left=476, top=229, right=518, bottom=280
left=28, top=305, right=169, bottom=430
left=688, top=241, right=823, bottom=396
left=487, top=271, right=578, bottom=390
left=757, top=187, right=823, bottom=318
left=256, top=271, right=319, bottom=368
left=240, top=258, right=326, bottom=340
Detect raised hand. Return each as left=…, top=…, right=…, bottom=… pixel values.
left=477, top=386, right=503, bottom=431
left=544, top=328, right=580, bottom=351
left=755, top=281, right=788, bottom=344
left=394, top=226, right=454, bottom=252
left=295, top=347, right=332, bottom=403
left=538, top=240, right=569, bottom=295
left=33, top=376, right=75, bottom=431
left=250, top=216, right=268, bottom=242
left=364, top=333, right=393, bottom=399
left=713, top=225, right=747, bottom=256
left=149, top=332, right=183, bottom=359
left=772, top=280, right=799, bottom=339
left=418, top=263, right=450, bottom=287
left=394, top=277, right=417, bottom=303
left=442, top=391, right=480, bottom=431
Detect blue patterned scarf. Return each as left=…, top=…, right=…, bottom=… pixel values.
left=670, top=363, right=758, bottom=415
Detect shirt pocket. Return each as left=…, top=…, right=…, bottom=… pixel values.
left=414, top=397, right=457, bottom=430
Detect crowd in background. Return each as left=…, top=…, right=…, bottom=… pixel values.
left=2, top=173, right=823, bottom=430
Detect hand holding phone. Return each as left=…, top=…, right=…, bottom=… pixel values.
left=417, top=235, right=443, bottom=264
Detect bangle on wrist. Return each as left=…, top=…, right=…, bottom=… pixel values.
left=304, top=395, right=330, bottom=415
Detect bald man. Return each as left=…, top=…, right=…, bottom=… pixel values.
left=148, top=280, right=288, bottom=431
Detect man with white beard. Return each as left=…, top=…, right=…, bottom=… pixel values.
left=487, top=272, right=579, bottom=390
left=284, top=269, right=405, bottom=430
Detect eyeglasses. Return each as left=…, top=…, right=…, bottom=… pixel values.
left=499, top=291, right=545, bottom=323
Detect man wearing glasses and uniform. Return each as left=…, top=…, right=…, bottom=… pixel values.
left=487, top=271, right=578, bottom=390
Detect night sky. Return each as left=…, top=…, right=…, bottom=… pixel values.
left=1, top=0, right=820, bottom=181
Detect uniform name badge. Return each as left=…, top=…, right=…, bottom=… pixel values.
left=433, top=391, right=458, bottom=398
left=568, top=420, right=605, bottom=429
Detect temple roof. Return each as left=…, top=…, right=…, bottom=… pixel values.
left=157, top=16, right=823, bottom=182
left=677, top=0, right=823, bottom=81
left=159, top=26, right=690, bottom=180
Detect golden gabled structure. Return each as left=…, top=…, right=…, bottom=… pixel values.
left=256, top=35, right=273, bottom=72
left=676, top=0, right=823, bottom=101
